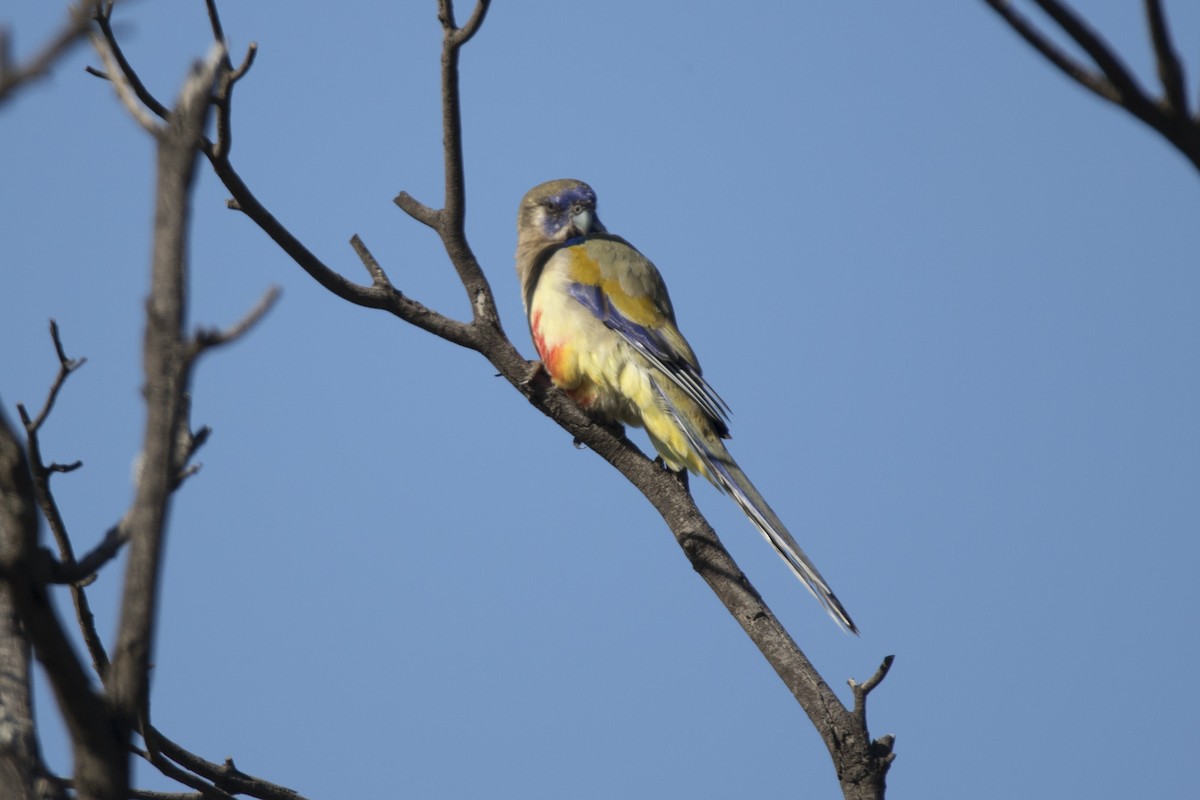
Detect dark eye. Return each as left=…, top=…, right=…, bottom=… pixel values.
left=570, top=202, right=586, bottom=216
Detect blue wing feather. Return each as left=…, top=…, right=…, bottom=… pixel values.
left=567, top=280, right=731, bottom=432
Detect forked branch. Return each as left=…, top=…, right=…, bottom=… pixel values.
left=982, top=0, right=1200, bottom=172
left=0, top=1, right=98, bottom=104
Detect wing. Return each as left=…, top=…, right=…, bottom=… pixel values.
left=564, top=235, right=732, bottom=432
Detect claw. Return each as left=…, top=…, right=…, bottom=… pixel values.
left=520, top=359, right=548, bottom=387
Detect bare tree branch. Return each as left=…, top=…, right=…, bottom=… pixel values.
left=13, top=324, right=113, bottom=679
left=983, top=0, right=1200, bottom=173
left=1029, top=0, right=1151, bottom=108
left=1144, top=0, right=1189, bottom=118
left=104, top=43, right=225, bottom=756
left=89, top=3, right=168, bottom=120
left=49, top=521, right=126, bottom=586
left=15, top=322, right=88, bottom=570
left=979, top=0, right=1118, bottom=102
left=17, top=321, right=87, bottom=433
left=0, top=518, right=66, bottom=800
left=0, top=1, right=97, bottom=105
left=190, top=285, right=282, bottom=358
left=88, top=3, right=483, bottom=353
left=84, top=36, right=313, bottom=800
left=0, top=407, right=126, bottom=800
left=88, top=26, right=161, bottom=133
left=134, top=746, right=236, bottom=800
left=350, top=234, right=395, bottom=289
left=144, top=726, right=310, bottom=800
left=429, top=1, right=498, bottom=327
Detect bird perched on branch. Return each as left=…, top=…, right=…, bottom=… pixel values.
left=515, top=178, right=857, bottom=634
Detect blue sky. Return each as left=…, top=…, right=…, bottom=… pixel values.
left=2, top=2, right=1198, bottom=798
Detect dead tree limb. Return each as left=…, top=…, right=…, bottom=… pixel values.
left=982, top=0, right=1200, bottom=173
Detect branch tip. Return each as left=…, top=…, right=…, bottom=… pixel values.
left=231, top=42, right=257, bottom=82
left=350, top=234, right=394, bottom=288
left=1145, top=0, right=1188, bottom=116
left=90, top=30, right=162, bottom=133
left=0, top=0, right=97, bottom=103
left=450, top=0, right=491, bottom=47
left=394, top=191, right=442, bottom=229
left=21, top=320, right=87, bottom=434
left=849, top=654, right=895, bottom=720
left=191, top=285, right=282, bottom=356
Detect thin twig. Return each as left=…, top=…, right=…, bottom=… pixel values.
left=0, top=1, right=98, bottom=104
left=423, top=0, right=498, bottom=327
left=89, top=3, right=169, bottom=119
left=1144, top=0, right=1188, bottom=117
left=980, top=0, right=1118, bottom=103
left=89, top=28, right=161, bottom=133
left=15, top=320, right=86, bottom=566
left=449, top=0, right=491, bottom=47
left=230, top=42, right=257, bottom=83
left=147, top=725, right=310, bottom=800
left=202, top=0, right=228, bottom=51
left=850, top=654, right=895, bottom=719
left=190, top=285, right=282, bottom=357
left=134, top=747, right=235, bottom=800
left=393, top=191, right=442, bottom=229
left=1029, top=0, right=1151, bottom=108
left=49, top=522, right=127, bottom=585
left=350, top=235, right=394, bottom=289
left=18, top=320, right=87, bottom=433
left=983, top=0, right=1200, bottom=173
left=13, top=322, right=112, bottom=675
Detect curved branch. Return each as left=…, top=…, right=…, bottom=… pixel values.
left=983, top=0, right=1200, bottom=173
left=1029, top=0, right=1151, bottom=109
left=980, top=0, right=1119, bottom=103
left=190, top=285, right=282, bottom=359
left=0, top=1, right=97, bottom=105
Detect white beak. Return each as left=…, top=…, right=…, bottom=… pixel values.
left=570, top=209, right=593, bottom=236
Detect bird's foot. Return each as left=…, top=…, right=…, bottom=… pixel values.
left=520, top=359, right=548, bottom=387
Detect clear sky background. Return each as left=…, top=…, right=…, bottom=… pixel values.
left=2, top=2, right=1198, bottom=798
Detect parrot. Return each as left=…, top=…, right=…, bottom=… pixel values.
left=515, top=178, right=857, bottom=634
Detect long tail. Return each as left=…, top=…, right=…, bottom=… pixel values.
left=651, top=379, right=858, bottom=634
left=708, top=457, right=858, bottom=635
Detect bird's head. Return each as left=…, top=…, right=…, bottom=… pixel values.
left=516, top=179, right=606, bottom=247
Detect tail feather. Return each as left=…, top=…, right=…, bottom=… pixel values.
left=709, top=458, right=858, bottom=635
left=651, top=378, right=858, bottom=634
